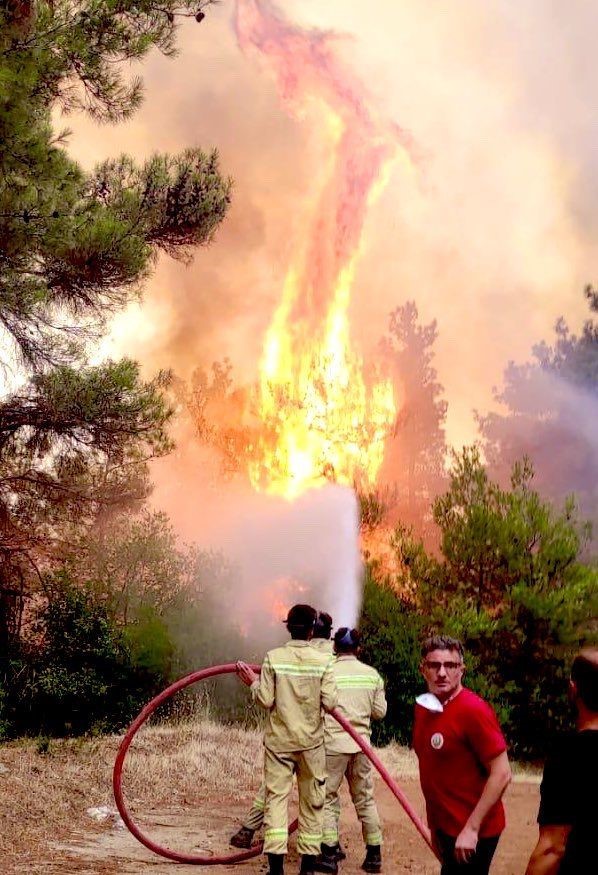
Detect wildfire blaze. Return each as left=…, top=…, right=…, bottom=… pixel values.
left=235, top=0, right=414, bottom=499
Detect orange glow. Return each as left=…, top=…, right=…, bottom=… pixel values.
left=248, top=249, right=396, bottom=498
left=236, top=0, right=413, bottom=499
left=251, top=576, right=307, bottom=633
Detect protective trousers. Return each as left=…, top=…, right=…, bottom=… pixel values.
left=263, top=744, right=326, bottom=855
left=243, top=781, right=266, bottom=831
left=322, top=751, right=382, bottom=848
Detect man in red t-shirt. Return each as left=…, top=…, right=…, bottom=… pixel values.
left=413, top=636, right=512, bottom=875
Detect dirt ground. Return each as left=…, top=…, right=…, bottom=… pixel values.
left=49, top=775, right=539, bottom=874
left=1, top=725, right=541, bottom=874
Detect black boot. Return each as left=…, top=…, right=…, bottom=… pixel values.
left=313, top=846, right=339, bottom=874
left=362, top=844, right=382, bottom=873
left=300, top=854, right=325, bottom=875
left=230, top=825, right=255, bottom=848
left=267, top=852, right=285, bottom=875
left=322, top=842, right=345, bottom=862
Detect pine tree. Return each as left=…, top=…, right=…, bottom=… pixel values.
left=0, top=0, right=230, bottom=647
left=478, top=287, right=598, bottom=544
left=391, top=446, right=597, bottom=758
left=378, top=301, right=447, bottom=542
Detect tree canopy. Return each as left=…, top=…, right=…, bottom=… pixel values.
left=378, top=301, right=447, bottom=542
left=0, top=0, right=231, bottom=647
left=362, top=447, right=597, bottom=758
left=479, top=287, right=598, bottom=546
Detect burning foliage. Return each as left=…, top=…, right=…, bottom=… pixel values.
left=233, top=0, right=416, bottom=498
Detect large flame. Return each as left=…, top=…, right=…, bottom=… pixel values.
left=236, top=1, right=413, bottom=499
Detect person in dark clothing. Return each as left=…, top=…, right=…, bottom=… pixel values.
left=525, top=647, right=598, bottom=875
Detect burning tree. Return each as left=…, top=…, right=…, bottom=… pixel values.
left=171, top=360, right=256, bottom=479
left=379, top=301, right=448, bottom=543
left=175, top=1, right=418, bottom=507
left=236, top=0, right=414, bottom=500
left=0, top=1, right=230, bottom=651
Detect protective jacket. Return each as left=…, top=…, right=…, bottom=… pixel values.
left=251, top=639, right=338, bottom=752
left=311, top=638, right=334, bottom=655
left=324, top=655, right=387, bottom=754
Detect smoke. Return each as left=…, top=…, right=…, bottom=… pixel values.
left=480, top=364, right=598, bottom=536
left=206, top=484, right=362, bottom=634
left=70, top=0, right=598, bottom=451
left=151, top=422, right=362, bottom=642
left=62, top=1, right=598, bottom=608
left=234, top=0, right=413, bottom=329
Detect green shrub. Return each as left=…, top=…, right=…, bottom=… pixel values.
left=4, top=576, right=172, bottom=737
left=360, top=451, right=597, bottom=760
left=359, top=569, right=423, bottom=745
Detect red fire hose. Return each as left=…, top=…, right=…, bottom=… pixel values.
left=113, top=662, right=437, bottom=865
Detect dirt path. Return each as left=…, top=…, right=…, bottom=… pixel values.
left=50, top=776, right=540, bottom=874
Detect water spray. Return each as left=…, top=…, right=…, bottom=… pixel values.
left=113, top=662, right=439, bottom=865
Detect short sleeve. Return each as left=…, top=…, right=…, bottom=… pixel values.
left=538, top=740, right=576, bottom=826
left=464, top=698, right=507, bottom=765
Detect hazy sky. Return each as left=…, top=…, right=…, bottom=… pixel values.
left=69, top=0, right=598, bottom=449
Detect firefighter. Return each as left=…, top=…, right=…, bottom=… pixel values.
left=229, top=781, right=266, bottom=849
left=230, top=611, right=335, bottom=850
left=311, top=611, right=334, bottom=655
left=315, top=627, right=387, bottom=875
left=237, top=604, right=338, bottom=875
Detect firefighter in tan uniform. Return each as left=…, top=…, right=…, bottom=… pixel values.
left=237, top=605, right=338, bottom=875
left=315, top=627, right=387, bottom=875
left=231, top=613, right=335, bottom=850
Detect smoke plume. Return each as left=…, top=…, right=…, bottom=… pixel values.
left=151, top=422, right=363, bottom=637
left=72, top=0, right=597, bottom=449
left=64, top=1, right=598, bottom=612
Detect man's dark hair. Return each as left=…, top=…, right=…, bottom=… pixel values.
left=285, top=603, right=317, bottom=640
left=313, top=611, right=333, bottom=640
left=334, top=627, right=361, bottom=654
left=421, top=635, right=464, bottom=660
left=571, top=649, right=598, bottom=712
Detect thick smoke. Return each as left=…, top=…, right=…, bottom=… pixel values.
left=74, top=0, right=597, bottom=450
left=151, top=423, right=362, bottom=643
left=480, top=365, right=598, bottom=540
left=205, top=484, right=362, bottom=635
left=65, top=1, right=598, bottom=614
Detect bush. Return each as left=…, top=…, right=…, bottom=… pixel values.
left=359, top=568, right=423, bottom=745
left=3, top=576, right=172, bottom=737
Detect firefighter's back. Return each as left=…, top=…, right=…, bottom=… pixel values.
left=264, top=639, right=335, bottom=751
left=325, top=655, right=387, bottom=754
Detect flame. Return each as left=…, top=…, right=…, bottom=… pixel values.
left=236, top=1, right=414, bottom=499
left=237, top=576, right=308, bottom=638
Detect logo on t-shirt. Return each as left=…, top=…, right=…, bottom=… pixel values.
left=430, top=732, right=444, bottom=750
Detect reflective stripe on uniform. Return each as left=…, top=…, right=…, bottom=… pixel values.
left=254, top=641, right=338, bottom=753
left=270, top=662, right=329, bottom=673
left=324, top=656, right=386, bottom=755
left=263, top=745, right=327, bottom=856
left=336, top=676, right=381, bottom=688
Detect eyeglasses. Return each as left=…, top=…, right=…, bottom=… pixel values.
left=424, top=661, right=463, bottom=672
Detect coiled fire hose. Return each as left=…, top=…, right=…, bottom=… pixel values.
left=113, top=662, right=438, bottom=865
